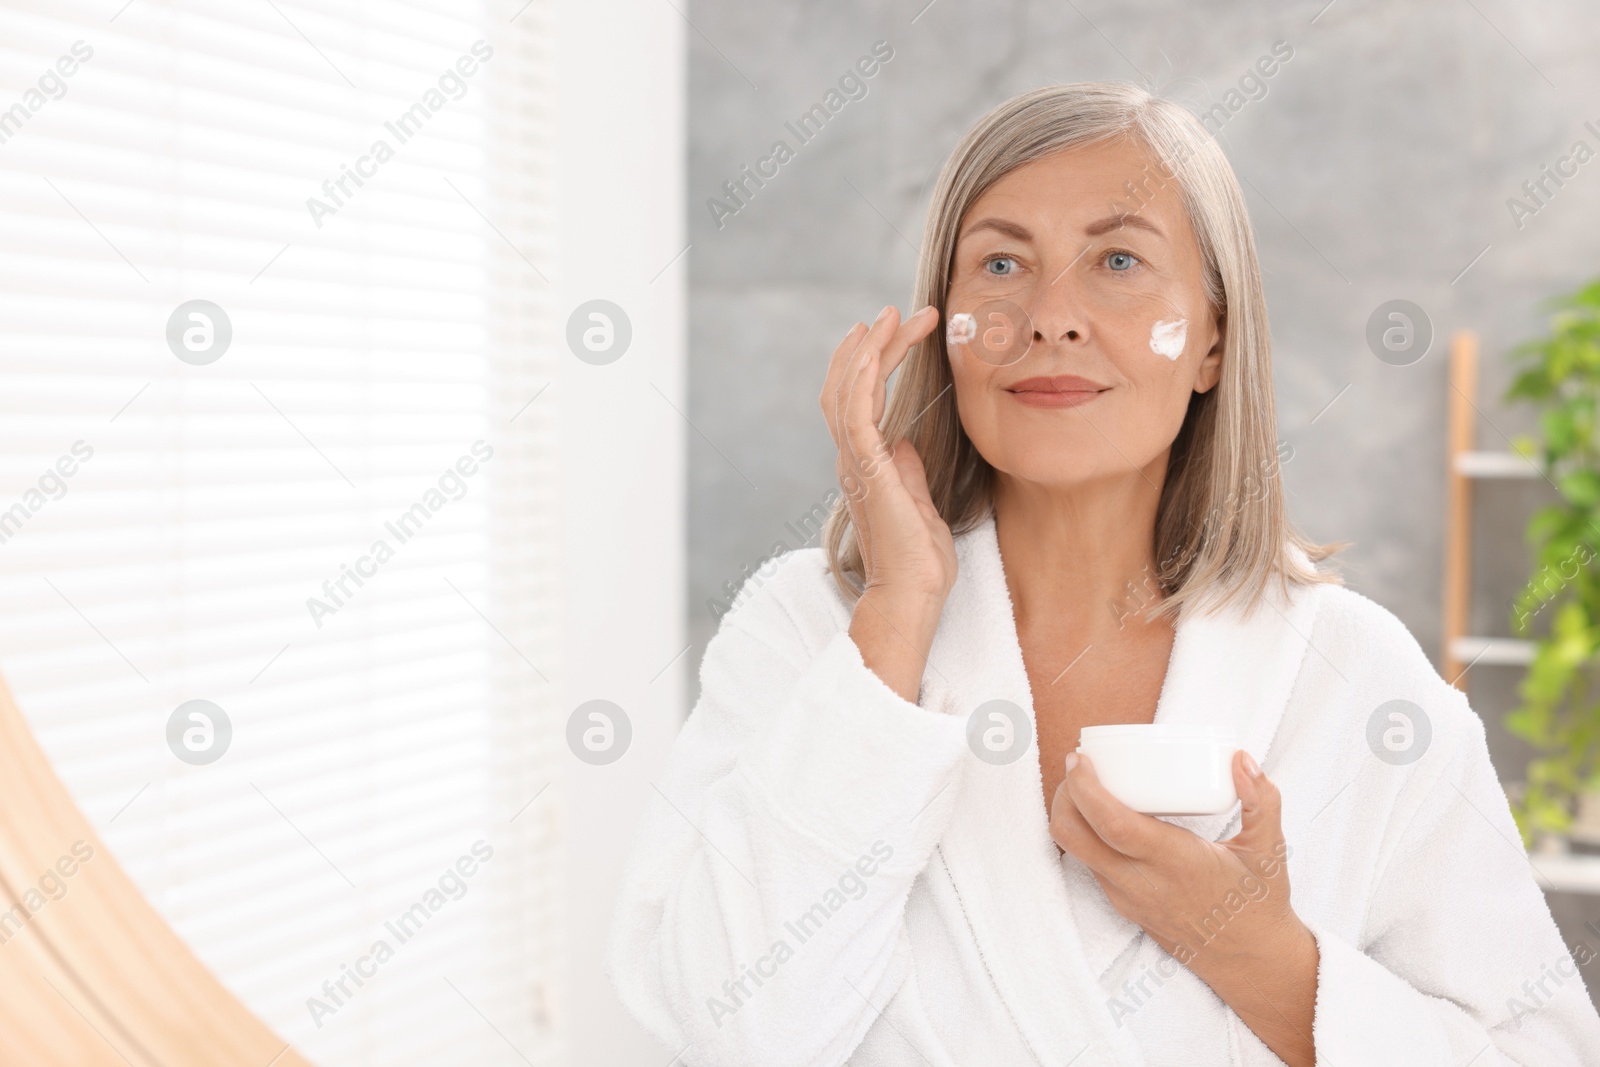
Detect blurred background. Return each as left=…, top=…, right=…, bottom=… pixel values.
left=0, top=0, right=1597, bottom=1065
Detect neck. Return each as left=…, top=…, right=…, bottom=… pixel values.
left=991, top=458, right=1168, bottom=636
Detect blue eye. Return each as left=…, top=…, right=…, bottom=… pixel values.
left=1106, top=251, right=1138, bottom=271
left=984, top=255, right=1017, bottom=276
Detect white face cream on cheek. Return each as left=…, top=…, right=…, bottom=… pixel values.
left=1149, top=318, right=1187, bottom=361
left=946, top=312, right=977, bottom=346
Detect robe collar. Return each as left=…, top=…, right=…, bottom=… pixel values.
left=920, top=508, right=1322, bottom=1066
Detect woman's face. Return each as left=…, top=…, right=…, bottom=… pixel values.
left=944, top=137, right=1224, bottom=491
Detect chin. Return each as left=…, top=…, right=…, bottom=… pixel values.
left=981, top=423, right=1167, bottom=485
left=984, top=451, right=1113, bottom=489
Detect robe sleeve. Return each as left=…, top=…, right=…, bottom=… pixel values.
left=604, top=562, right=970, bottom=1067
left=1307, top=688, right=1600, bottom=1065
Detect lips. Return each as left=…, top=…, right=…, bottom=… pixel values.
left=1004, top=374, right=1109, bottom=410
left=1006, top=375, right=1109, bottom=394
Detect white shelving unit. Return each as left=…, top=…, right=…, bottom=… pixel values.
left=1532, top=853, right=1600, bottom=895
left=1455, top=450, right=1543, bottom=479
left=1449, top=635, right=1536, bottom=667
left=1438, top=332, right=1600, bottom=895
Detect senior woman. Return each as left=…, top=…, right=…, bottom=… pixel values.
left=606, top=83, right=1600, bottom=1066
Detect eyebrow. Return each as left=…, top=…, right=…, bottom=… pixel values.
left=960, top=212, right=1166, bottom=244
left=1084, top=212, right=1165, bottom=240
left=961, top=217, right=1033, bottom=242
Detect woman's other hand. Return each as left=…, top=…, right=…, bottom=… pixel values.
left=821, top=305, right=955, bottom=702
left=1049, top=748, right=1319, bottom=1066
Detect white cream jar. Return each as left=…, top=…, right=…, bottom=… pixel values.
left=1075, top=724, right=1240, bottom=816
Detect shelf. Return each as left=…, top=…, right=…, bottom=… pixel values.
left=1531, top=852, right=1600, bottom=895
left=1449, top=636, right=1536, bottom=666
left=1454, top=450, right=1542, bottom=478
left=1440, top=336, right=1595, bottom=900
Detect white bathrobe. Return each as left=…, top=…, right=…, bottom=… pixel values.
left=606, top=511, right=1600, bottom=1066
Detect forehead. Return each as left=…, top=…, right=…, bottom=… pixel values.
left=959, top=137, right=1192, bottom=244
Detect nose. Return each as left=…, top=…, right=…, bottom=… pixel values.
left=1025, top=267, right=1089, bottom=349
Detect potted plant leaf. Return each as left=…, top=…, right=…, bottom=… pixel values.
left=1503, top=277, right=1600, bottom=849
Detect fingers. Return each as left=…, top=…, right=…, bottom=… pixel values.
left=840, top=305, right=909, bottom=438
left=1062, top=753, right=1172, bottom=862
left=1229, top=749, right=1284, bottom=853
left=875, top=306, right=939, bottom=415
left=821, top=305, right=938, bottom=449
left=820, top=321, right=869, bottom=445
left=1049, top=776, right=1130, bottom=877
left=819, top=305, right=941, bottom=587
left=835, top=305, right=899, bottom=442
left=836, top=307, right=911, bottom=497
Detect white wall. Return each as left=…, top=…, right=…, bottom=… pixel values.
left=557, top=0, right=686, bottom=1062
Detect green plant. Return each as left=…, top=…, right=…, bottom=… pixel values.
left=1503, top=277, right=1600, bottom=846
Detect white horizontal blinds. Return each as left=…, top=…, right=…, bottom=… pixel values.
left=0, top=2, right=557, bottom=1066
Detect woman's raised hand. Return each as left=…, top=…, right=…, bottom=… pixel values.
left=821, top=304, right=956, bottom=702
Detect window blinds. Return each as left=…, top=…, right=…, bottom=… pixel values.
left=0, top=1, right=559, bottom=1064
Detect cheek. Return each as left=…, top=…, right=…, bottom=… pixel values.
left=1101, top=313, right=1198, bottom=435
left=1096, top=317, right=1181, bottom=389
left=948, top=355, right=1016, bottom=459
left=1096, top=295, right=1195, bottom=398
left=1105, top=292, right=1191, bottom=364
left=948, top=353, right=992, bottom=419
